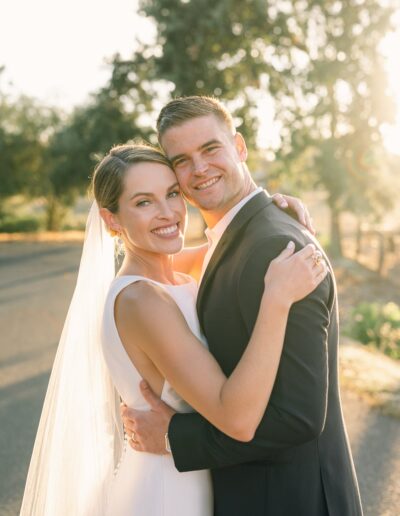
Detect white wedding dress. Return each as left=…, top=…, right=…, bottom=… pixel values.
left=101, top=275, right=213, bottom=516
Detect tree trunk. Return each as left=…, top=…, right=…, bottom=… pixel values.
left=328, top=201, right=343, bottom=258
left=46, top=196, right=66, bottom=231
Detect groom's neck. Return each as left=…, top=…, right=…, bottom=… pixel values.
left=201, top=182, right=258, bottom=229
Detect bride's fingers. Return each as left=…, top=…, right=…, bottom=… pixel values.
left=297, top=243, right=316, bottom=260
left=308, top=250, right=323, bottom=267
left=313, top=261, right=328, bottom=285
left=273, top=240, right=295, bottom=262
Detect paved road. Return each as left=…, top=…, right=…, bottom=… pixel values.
left=0, top=242, right=399, bottom=516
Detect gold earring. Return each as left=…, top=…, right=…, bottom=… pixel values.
left=109, top=227, right=120, bottom=238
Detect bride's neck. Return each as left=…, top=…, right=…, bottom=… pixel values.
left=118, top=246, right=176, bottom=284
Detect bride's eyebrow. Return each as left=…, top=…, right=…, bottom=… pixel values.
left=168, top=182, right=180, bottom=190
left=130, top=191, right=153, bottom=200
left=129, top=182, right=180, bottom=200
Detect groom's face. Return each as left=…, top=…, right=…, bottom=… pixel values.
left=160, top=115, right=248, bottom=221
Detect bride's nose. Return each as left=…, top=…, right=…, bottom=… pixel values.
left=156, top=201, right=175, bottom=220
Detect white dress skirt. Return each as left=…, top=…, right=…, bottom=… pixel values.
left=101, top=275, right=213, bottom=516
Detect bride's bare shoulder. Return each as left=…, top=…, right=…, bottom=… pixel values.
left=115, top=280, right=176, bottom=323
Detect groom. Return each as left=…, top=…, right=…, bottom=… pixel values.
left=122, top=96, right=363, bottom=515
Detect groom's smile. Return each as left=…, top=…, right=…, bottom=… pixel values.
left=194, top=176, right=221, bottom=191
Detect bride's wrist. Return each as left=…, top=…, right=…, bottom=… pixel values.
left=262, top=289, right=292, bottom=312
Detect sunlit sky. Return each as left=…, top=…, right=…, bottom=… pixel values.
left=1, top=1, right=399, bottom=154
left=0, top=0, right=153, bottom=107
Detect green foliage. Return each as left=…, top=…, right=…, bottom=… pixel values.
left=0, top=214, right=42, bottom=233
left=273, top=1, right=397, bottom=255
left=109, top=0, right=307, bottom=147
left=107, top=0, right=398, bottom=257
left=347, top=302, right=400, bottom=360
left=47, top=95, right=138, bottom=194
left=0, top=93, right=60, bottom=201
left=1, top=1, right=398, bottom=242
left=0, top=70, right=152, bottom=230
left=41, top=87, right=153, bottom=229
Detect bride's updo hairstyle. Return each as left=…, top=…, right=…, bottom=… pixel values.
left=92, top=143, right=172, bottom=216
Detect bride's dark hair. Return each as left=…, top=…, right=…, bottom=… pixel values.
left=92, top=143, right=172, bottom=214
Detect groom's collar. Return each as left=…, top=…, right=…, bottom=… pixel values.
left=197, top=189, right=274, bottom=320
left=204, top=186, right=264, bottom=247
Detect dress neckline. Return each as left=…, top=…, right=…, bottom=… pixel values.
left=114, top=272, right=196, bottom=288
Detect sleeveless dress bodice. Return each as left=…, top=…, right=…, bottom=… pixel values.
left=101, top=275, right=213, bottom=516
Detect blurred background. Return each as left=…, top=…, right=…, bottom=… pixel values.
left=1, top=1, right=399, bottom=515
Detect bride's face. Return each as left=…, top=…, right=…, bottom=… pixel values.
left=115, top=161, right=187, bottom=255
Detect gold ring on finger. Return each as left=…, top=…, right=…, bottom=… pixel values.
left=312, top=252, right=322, bottom=266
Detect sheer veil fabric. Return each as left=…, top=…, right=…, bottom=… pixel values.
left=20, top=202, right=124, bottom=516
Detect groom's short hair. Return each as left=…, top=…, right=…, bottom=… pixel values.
left=157, top=96, right=235, bottom=142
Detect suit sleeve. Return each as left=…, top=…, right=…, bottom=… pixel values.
left=168, top=236, right=332, bottom=471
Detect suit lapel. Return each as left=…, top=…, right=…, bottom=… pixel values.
left=197, top=191, right=274, bottom=318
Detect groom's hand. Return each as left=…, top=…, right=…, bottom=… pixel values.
left=272, top=192, right=316, bottom=235
left=121, top=380, right=176, bottom=454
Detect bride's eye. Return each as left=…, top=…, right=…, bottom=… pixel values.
left=168, top=190, right=180, bottom=198
left=136, top=199, right=151, bottom=207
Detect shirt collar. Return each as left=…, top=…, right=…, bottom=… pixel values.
left=204, top=187, right=263, bottom=245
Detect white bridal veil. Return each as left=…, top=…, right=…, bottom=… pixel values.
left=20, top=201, right=124, bottom=516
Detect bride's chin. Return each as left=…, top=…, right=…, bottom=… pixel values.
left=149, top=236, right=184, bottom=255
left=164, top=239, right=184, bottom=255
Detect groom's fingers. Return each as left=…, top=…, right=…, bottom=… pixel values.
left=304, top=209, right=316, bottom=235
left=272, top=193, right=289, bottom=209
left=140, top=380, right=164, bottom=411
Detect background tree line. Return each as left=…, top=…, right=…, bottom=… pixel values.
left=1, top=0, right=399, bottom=256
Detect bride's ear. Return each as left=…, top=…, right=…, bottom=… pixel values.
left=99, top=207, right=121, bottom=236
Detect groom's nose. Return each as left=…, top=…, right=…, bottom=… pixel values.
left=192, top=154, right=208, bottom=175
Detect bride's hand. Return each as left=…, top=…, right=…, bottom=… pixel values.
left=264, top=241, right=328, bottom=306
left=272, top=193, right=316, bottom=235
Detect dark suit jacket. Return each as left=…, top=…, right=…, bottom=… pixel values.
left=169, top=191, right=363, bottom=516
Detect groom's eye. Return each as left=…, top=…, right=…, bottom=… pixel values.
left=205, top=145, right=218, bottom=153
left=174, top=157, right=188, bottom=168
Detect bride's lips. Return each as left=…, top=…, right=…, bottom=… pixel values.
left=194, top=176, right=221, bottom=191
left=151, top=222, right=181, bottom=239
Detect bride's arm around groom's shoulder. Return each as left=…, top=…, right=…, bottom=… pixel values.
left=169, top=234, right=333, bottom=472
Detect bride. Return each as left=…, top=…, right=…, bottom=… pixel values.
left=20, top=143, right=326, bottom=516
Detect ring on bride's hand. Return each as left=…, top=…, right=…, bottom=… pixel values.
left=312, top=252, right=322, bottom=267
left=131, top=431, right=137, bottom=443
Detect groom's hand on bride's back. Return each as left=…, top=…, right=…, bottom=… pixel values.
left=120, top=380, right=176, bottom=454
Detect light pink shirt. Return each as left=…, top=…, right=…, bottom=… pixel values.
left=199, top=187, right=263, bottom=283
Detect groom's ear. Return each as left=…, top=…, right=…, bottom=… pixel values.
left=234, top=132, right=248, bottom=162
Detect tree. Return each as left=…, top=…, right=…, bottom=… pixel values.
left=109, top=0, right=305, bottom=147
left=43, top=85, right=152, bottom=229
left=272, top=0, right=397, bottom=255
left=108, top=0, right=398, bottom=256
left=0, top=92, right=59, bottom=217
